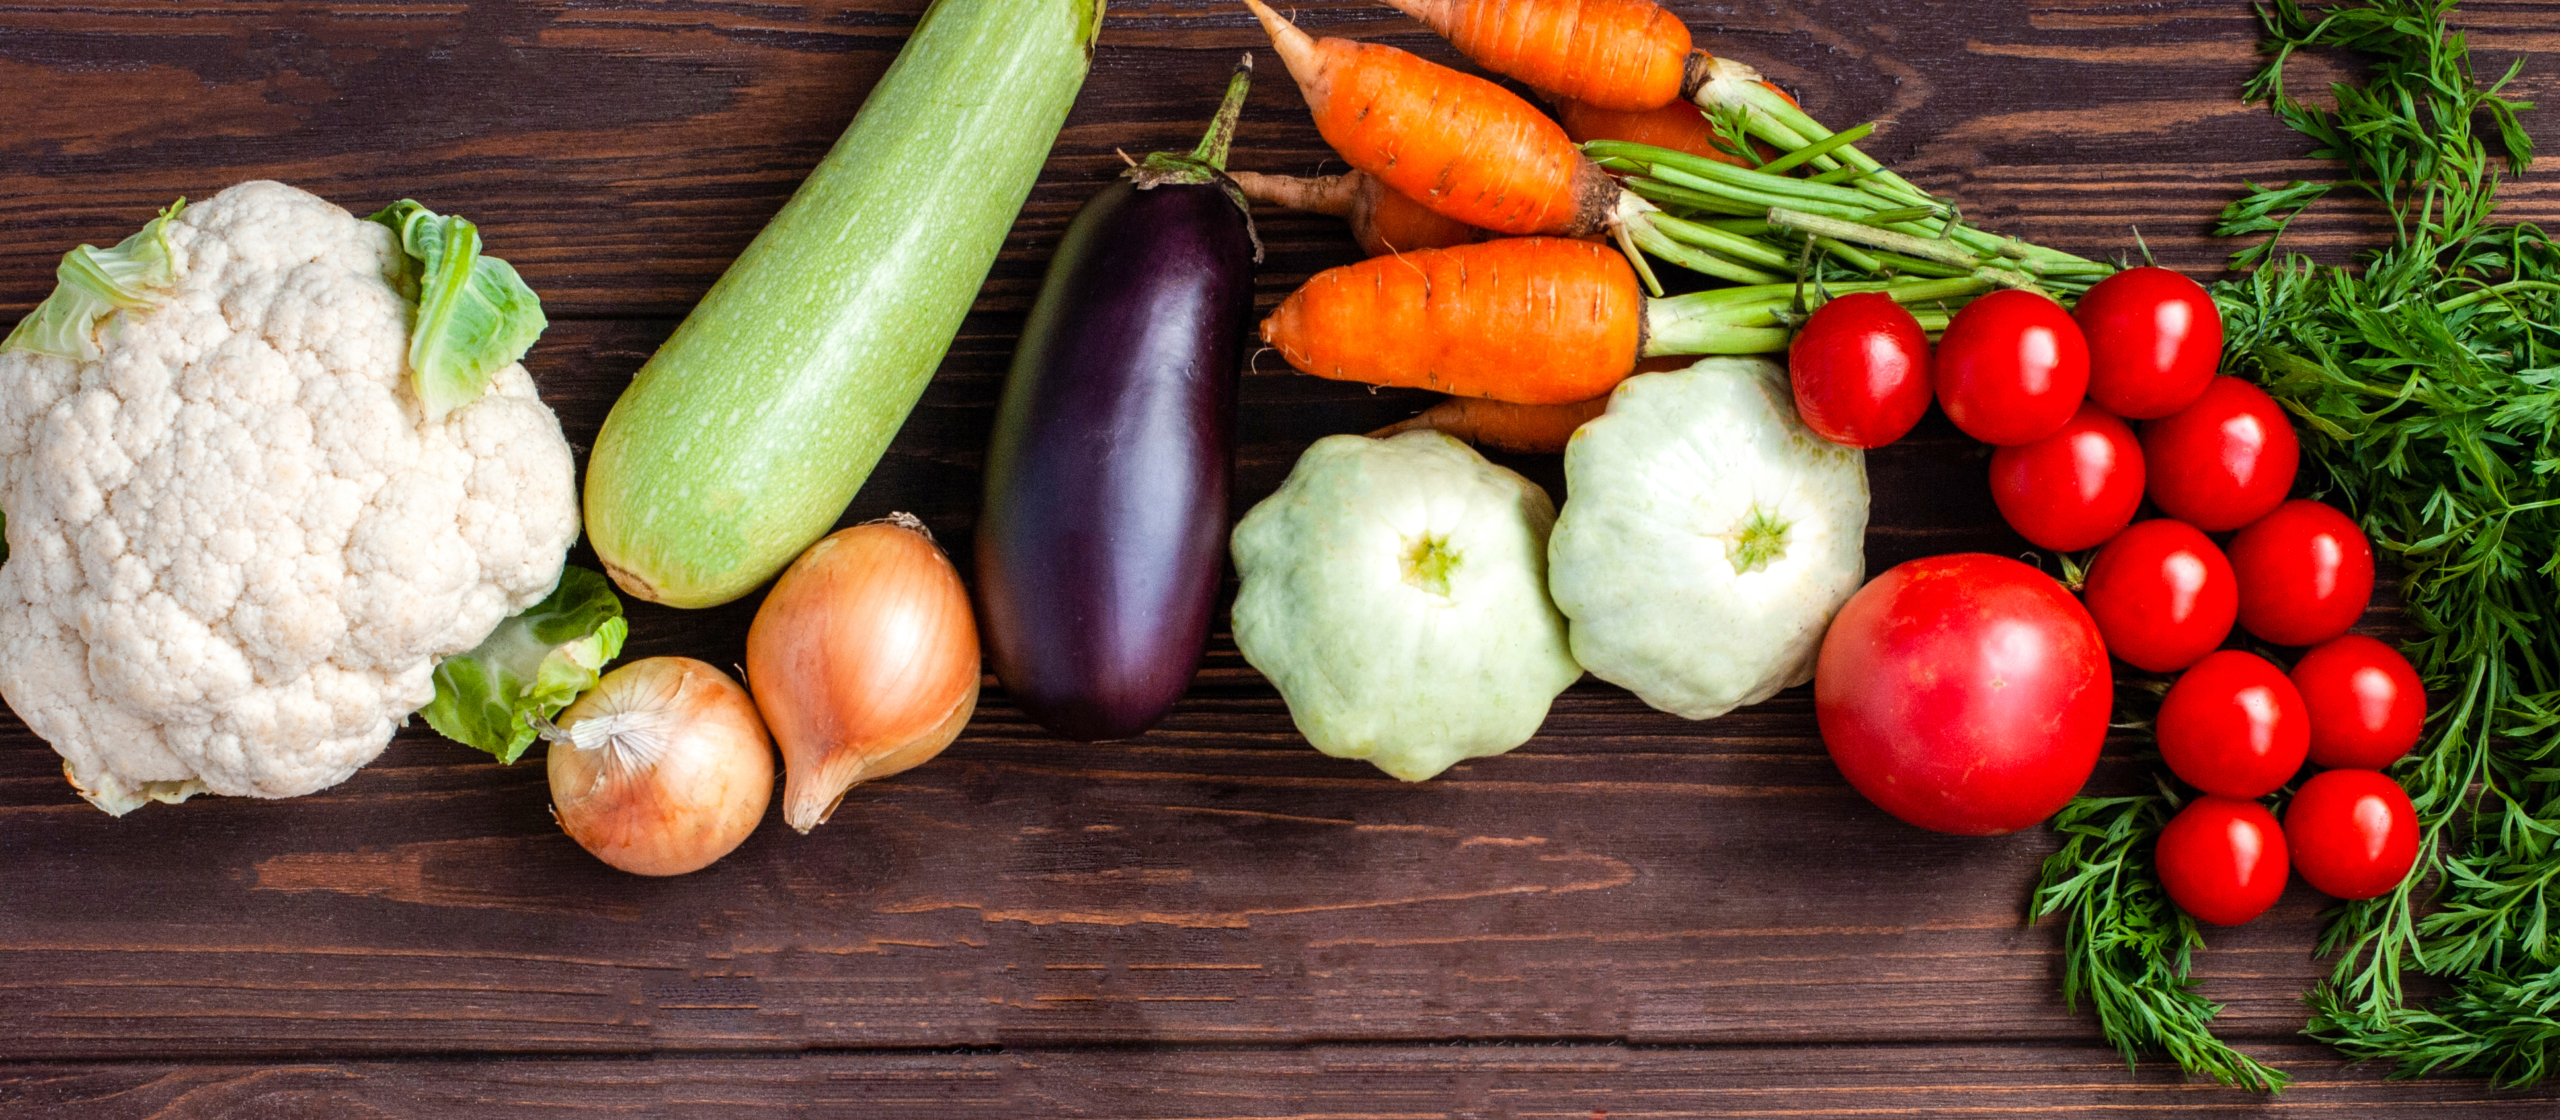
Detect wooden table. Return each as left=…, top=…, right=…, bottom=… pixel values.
left=4, top=1, right=2557, bottom=1115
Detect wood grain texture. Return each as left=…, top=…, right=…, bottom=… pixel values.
left=7, top=1044, right=2558, bottom=1118
left=1, top=0, right=2556, bottom=1110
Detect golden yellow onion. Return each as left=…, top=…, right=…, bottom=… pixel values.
left=546, top=657, right=774, bottom=876
left=747, top=514, right=980, bottom=833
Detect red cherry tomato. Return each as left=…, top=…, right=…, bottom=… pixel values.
left=2227, top=499, right=2375, bottom=647
left=1789, top=292, right=1932, bottom=449
left=2074, top=266, right=2222, bottom=419
left=1934, top=289, right=2091, bottom=446
left=2291, top=634, right=2426, bottom=770
left=2140, top=377, right=2300, bottom=530
left=1815, top=553, right=2112, bottom=835
left=2156, top=796, right=2289, bottom=926
left=2285, top=768, right=2420, bottom=900
left=1989, top=400, right=2145, bottom=552
left=2157, top=650, right=2310, bottom=798
left=2080, top=519, right=2238, bottom=673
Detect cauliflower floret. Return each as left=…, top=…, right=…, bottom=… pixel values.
left=0, top=181, right=578, bottom=813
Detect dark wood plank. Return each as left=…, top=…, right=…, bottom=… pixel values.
left=7, top=1044, right=2557, bottom=1118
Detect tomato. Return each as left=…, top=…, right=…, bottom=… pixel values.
left=2139, top=377, right=2300, bottom=531
left=2157, top=650, right=2309, bottom=798
left=1988, top=400, right=2145, bottom=552
left=2285, top=768, right=2420, bottom=900
left=2291, top=634, right=2426, bottom=770
left=2155, top=796, right=2289, bottom=926
left=2080, top=519, right=2237, bottom=672
left=2074, top=266, right=2222, bottom=419
left=1933, top=288, right=2090, bottom=446
left=2227, top=499, right=2375, bottom=647
left=1815, top=553, right=2112, bottom=835
left=1788, top=292, right=1932, bottom=448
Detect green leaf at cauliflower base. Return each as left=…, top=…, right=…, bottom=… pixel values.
left=367, top=200, right=549, bottom=420
left=422, top=566, right=629, bottom=764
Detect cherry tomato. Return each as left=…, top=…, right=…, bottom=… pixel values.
left=1789, top=292, right=1932, bottom=448
left=2285, top=768, right=2420, bottom=900
left=1989, top=400, right=2145, bottom=552
left=1933, top=289, right=2091, bottom=446
left=2140, top=377, right=2300, bottom=531
left=2074, top=266, right=2222, bottom=419
left=1815, top=553, right=2112, bottom=835
left=2157, top=650, right=2310, bottom=798
left=2291, top=634, right=2426, bottom=770
left=2227, top=499, right=2375, bottom=647
left=2080, top=519, right=2238, bottom=673
left=2156, top=796, right=2289, bottom=926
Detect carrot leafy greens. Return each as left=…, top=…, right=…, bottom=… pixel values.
left=2035, top=0, right=2558, bottom=1091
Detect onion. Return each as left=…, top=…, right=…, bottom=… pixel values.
left=747, top=513, right=980, bottom=833
left=545, top=657, right=775, bottom=876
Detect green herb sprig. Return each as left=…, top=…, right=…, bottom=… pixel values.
left=2035, top=0, right=2560, bottom=1091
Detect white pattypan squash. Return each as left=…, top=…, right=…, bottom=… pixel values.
left=1231, top=431, right=1583, bottom=780
left=1548, top=357, right=1869, bottom=719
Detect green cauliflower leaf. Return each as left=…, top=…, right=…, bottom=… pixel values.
left=423, top=566, right=628, bottom=763
left=368, top=200, right=549, bottom=420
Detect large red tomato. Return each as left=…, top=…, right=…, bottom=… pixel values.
left=1789, top=292, right=1933, bottom=449
left=2075, top=266, right=2223, bottom=419
left=1934, top=289, right=2091, bottom=446
left=2140, top=377, right=2300, bottom=531
left=2156, top=795, right=2290, bottom=926
left=1815, top=553, right=2113, bottom=835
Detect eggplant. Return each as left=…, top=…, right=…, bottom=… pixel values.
left=976, top=59, right=1260, bottom=741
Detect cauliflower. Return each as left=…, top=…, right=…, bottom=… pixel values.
left=0, top=181, right=579, bottom=814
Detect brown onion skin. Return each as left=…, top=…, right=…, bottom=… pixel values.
left=548, top=657, right=774, bottom=877
left=746, top=517, right=980, bottom=833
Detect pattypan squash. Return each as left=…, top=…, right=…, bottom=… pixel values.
left=1231, top=431, right=1583, bottom=780
left=1548, top=358, right=1869, bottom=719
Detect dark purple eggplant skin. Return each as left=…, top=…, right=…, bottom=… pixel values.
left=975, top=176, right=1255, bottom=741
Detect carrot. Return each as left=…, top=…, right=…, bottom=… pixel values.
left=1370, top=395, right=1611, bottom=454
left=1262, top=237, right=1994, bottom=404
left=1555, top=99, right=1745, bottom=167
left=1230, top=170, right=1486, bottom=256
left=1243, top=0, right=1621, bottom=239
left=1376, top=0, right=1692, bottom=113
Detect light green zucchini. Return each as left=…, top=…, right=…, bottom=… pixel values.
left=585, top=0, right=1105, bottom=608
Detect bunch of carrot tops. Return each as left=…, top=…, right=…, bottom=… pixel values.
left=2037, top=0, right=2559, bottom=1092
left=1233, top=0, right=2111, bottom=437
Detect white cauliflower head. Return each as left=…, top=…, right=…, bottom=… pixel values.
left=0, top=181, right=579, bottom=813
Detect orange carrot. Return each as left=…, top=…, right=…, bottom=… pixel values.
left=1555, top=99, right=1741, bottom=166
left=1230, top=169, right=1486, bottom=256
left=1377, top=0, right=1693, bottom=112
left=1261, top=237, right=1642, bottom=405
left=1370, top=395, right=1611, bottom=453
left=1244, top=0, right=1621, bottom=239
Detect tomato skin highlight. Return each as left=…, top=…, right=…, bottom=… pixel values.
left=2140, top=376, right=2301, bottom=531
left=2227, top=499, right=2375, bottom=647
left=2080, top=519, right=2238, bottom=673
left=1988, top=400, right=2145, bottom=552
left=1788, top=292, right=1933, bottom=449
left=2157, top=650, right=2311, bottom=799
left=2285, top=768, right=2421, bottom=900
left=2156, top=796, right=2290, bottom=926
left=2074, top=266, right=2223, bottom=420
left=1933, top=289, right=2091, bottom=446
left=1815, top=553, right=2112, bottom=835
left=2292, top=634, right=2426, bottom=770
